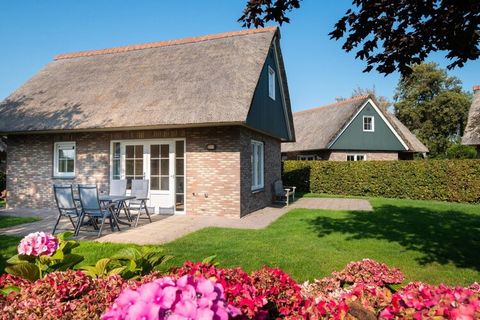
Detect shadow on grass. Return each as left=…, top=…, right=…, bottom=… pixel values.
left=307, top=204, right=480, bottom=270
left=0, top=235, right=20, bottom=273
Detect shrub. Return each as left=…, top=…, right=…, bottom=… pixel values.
left=283, top=160, right=480, bottom=203
left=2, top=259, right=479, bottom=319
left=102, top=275, right=240, bottom=320
left=446, top=143, right=477, bottom=159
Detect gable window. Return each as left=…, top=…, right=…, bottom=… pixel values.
left=268, top=66, right=276, bottom=100
left=298, top=155, right=315, bottom=161
left=346, top=154, right=366, bottom=161
left=54, top=142, right=76, bottom=178
left=363, top=116, right=374, bottom=132
left=251, top=140, right=264, bottom=191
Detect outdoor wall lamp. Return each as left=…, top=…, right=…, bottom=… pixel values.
left=205, top=144, right=216, bottom=151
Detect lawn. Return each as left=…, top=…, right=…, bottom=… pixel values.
left=0, top=215, right=40, bottom=271
left=1, top=197, right=479, bottom=286
left=0, top=215, right=39, bottom=229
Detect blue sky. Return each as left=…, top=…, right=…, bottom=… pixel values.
left=0, top=1, right=478, bottom=112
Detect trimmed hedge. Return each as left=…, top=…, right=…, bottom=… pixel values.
left=282, top=160, right=480, bottom=203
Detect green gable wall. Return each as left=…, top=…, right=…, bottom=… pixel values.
left=246, top=48, right=290, bottom=141
left=330, top=102, right=406, bottom=151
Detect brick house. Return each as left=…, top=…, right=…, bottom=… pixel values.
left=462, top=85, right=480, bottom=155
left=0, top=27, right=295, bottom=217
left=282, top=95, right=427, bottom=161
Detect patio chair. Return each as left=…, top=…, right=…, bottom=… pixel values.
left=273, top=180, right=296, bottom=206
left=110, top=179, right=127, bottom=196
left=128, top=179, right=152, bottom=227
left=77, top=184, right=119, bottom=237
left=52, top=184, right=80, bottom=234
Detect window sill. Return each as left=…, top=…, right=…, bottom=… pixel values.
left=52, top=176, right=76, bottom=180
left=251, top=188, right=264, bottom=194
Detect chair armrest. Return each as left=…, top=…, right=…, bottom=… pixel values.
left=135, top=197, right=149, bottom=201
left=284, top=186, right=296, bottom=190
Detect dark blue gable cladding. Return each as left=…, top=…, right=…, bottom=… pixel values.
left=246, top=48, right=290, bottom=141
left=330, top=102, right=407, bottom=151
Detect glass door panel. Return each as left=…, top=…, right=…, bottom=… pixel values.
left=125, top=145, right=144, bottom=189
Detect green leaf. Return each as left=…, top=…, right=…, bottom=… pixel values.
left=50, top=253, right=84, bottom=271
left=57, top=231, right=74, bottom=241
left=5, top=263, right=40, bottom=281
left=0, top=286, right=20, bottom=296
left=111, top=247, right=142, bottom=261
left=202, top=255, right=218, bottom=265
left=6, top=254, right=32, bottom=265
left=79, top=265, right=99, bottom=277
left=108, top=266, right=127, bottom=276
left=95, top=258, right=111, bottom=274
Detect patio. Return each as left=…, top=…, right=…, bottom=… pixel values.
left=0, top=197, right=372, bottom=243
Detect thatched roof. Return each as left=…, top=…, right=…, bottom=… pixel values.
left=0, top=27, right=291, bottom=138
left=282, top=95, right=429, bottom=153
left=462, top=86, right=480, bottom=145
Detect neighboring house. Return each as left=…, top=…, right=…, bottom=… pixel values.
left=0, top=27, right=295, bottom=217
left=282, top=95, right=428, bottom=161
left=462, top=85, right=480, bottom=153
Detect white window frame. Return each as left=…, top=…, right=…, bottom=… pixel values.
left=251, top=140, right=264, bottom=191
left=268, top=66, right=276, bottom=100
left=297, top=155, right=315, bottom=161
left=363, top=116, right=374, bottom=132
left=346, top=154, right=367, bottom=161
left=53, top=141, right=76, bottom=178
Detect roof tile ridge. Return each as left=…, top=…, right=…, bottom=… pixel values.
left=54, top=26, right=278, bottom=60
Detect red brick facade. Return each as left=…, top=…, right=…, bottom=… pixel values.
left=6, top=126, right=281, bottom=217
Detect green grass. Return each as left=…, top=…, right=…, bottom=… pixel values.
left=1, top=197, right=479, bottom=286
left=0, top=199, right=5, bottom=207
left=0, top=215, right=40, bottom=271
left=0, top=215, right=39, bottom=229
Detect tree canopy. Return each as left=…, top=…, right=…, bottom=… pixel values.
left=239, top=0, right=480, bottom=76
left=393, top=63, right=471, bottom=157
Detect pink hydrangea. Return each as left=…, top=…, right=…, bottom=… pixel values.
left=17, top=232, right=58, bottom=256
left=102, top=275, right=241, bottom=320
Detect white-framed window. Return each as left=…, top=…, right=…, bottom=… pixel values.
left=363, top=116, right=374, bottom=132
left=268, top=66, right=276, bottom=100
left=346, top=154, right=366, bottom=161
left=251, top=140, right=264, bottom=191
left=54, top=142, right=76, bottom=178
left=297, top=155, right=315, bottom=161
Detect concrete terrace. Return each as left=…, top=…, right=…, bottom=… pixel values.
left=0, top=198, right=372, bottom=244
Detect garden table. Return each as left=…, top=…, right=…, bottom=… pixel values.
left=99, top=195, right=136, bottom=227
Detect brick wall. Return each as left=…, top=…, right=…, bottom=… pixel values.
left=185, top=127, right=241, bottom=218
left=6, top=126, right=279, bottom=217
left=240, top=128, right=281, bottom=216
left=328, top=151, right=399, bottom=161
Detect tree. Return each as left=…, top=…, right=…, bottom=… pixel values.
left=335, top=86, right=391, bottom=110
left=239, top=0, right=480, bottom=76
left=393, top=63, right=472, bottom=157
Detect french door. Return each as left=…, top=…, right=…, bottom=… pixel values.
left=111, top=139, right=185, bottom=214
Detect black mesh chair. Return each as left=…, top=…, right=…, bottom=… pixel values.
left=129, top=179, right=152, bottom=227
left=53, top=184, right=80, bottom=234
left=77, top=184, right=119, bottom=237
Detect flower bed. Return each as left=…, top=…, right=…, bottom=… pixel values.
left=1, top=259, right=479, bottom=319
left=1, top=234, right=479, bottom=319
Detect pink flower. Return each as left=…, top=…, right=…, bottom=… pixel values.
left=17, top=232, right=58, bottom=256
left=102, top=275, right=239, bottom=320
